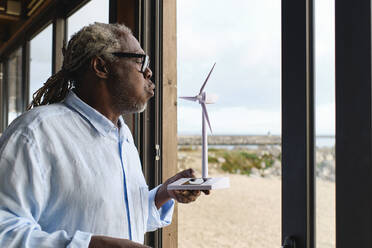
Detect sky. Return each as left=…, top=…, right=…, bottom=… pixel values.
left=30, top=24, right=52, bottom=102
left=177, top=0, right=335, bottom=135
left=28, top=0, right=335, bottom=136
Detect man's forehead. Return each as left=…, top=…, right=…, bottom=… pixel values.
left=119, top=34, right=144, bottom=54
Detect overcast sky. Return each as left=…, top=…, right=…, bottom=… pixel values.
left=28, top=0, right=335, bottom=136
left=177, top=0, right=335, bottom=135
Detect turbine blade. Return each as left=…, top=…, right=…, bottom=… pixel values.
left=179, top=96, right=198, bottom=101
left=201, top=103, right=213, bottom=134
left=199, top=63, right=216, bottom=94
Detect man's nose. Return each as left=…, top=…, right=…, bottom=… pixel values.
left=144, top=67, right=153, bottom=79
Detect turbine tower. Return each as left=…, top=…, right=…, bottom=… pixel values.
left=167, top=63, right=229, bottom=190
left=179, top=63, right=217, bottom=179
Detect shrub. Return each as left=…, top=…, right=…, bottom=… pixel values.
left=208, top=156, right=219, bottom=163
left=209, top=147, right=223, bottom=152
left=220, top=151, right=254, bottom=175
left=178, top=146, right=194, bottom=152
left=220, top=150, right=276, bottom=177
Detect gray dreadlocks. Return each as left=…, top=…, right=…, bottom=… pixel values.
left=27, top=22, right=132, bottom=110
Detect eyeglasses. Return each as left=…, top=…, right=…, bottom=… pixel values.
left=112, top=52, right=150, bottom=73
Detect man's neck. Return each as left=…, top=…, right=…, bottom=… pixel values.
left=74, top=86, right=120, bottom=127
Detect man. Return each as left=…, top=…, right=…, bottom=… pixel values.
left=0, top=23, right=207, bottom=247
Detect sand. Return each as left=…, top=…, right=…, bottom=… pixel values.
left=177, top=150, right=335, bottom=248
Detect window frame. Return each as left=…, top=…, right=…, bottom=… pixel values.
left=0, top=1, right=177, bottom=247
left=2, top=0, right=372, bottom=247
left=335, top=1, right=372, bottom=247
left=4, top=46, right=25, bottom=127
left=282, top=0, right=315, bottom=246
left=0, top=1, right=86, bottom=131
left=112, top=1, right=178, bottom=247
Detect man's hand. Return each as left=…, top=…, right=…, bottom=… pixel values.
left=88, top=235, right=151, bottom=248
left=155, top=168, right=210, bottom=208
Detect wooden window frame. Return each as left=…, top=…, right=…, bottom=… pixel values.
left=0, top=0, right=88, bottom=131
left=113, top=1, right=177, bottom=247
left=0, top=1, right=177, bottom=247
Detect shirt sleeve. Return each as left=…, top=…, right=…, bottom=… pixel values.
left=146, top=185, right=175, bottom=232
left=0, top=130, right=92, bottom=248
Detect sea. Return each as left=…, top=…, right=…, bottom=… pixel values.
left=316, top=136, right=335, bottom=148
left=195, top=136, right=335, bottom=150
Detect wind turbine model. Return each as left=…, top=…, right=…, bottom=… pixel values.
left=167, top=63, right=230, bottom=191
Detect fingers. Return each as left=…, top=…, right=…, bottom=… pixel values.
left=175, top=190, right=200, bottom=197
left=89, top=235, right=152, bottom=248
left=189, top=190, right=201, bottom=197
left=167, top=169, right=196, bottom=185
left=180, top=168, right=196, bottom=178
left=173, top=190, right=201, bottom=203
left=176, top=194, right=199, bottom=203
left=165, top=168, right=196, bottom=186
left=202, top=190, right=210, bottom=195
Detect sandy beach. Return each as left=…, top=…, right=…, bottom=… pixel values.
left=177, top=150, right=335, bottom=248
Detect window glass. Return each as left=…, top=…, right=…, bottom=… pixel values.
left=6, top=47, right=23, bottom=125
left=67, top=0, right=109, bottom=40
left=177, top=0, right=281, bottom=247
left=29, top=24, right=52, bottom=104
left=315, top=0, right=335, bottom=247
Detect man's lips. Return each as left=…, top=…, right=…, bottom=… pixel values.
left=146, top=88, right=154, bottom=96
left=146, top=82, right=155, bottom=96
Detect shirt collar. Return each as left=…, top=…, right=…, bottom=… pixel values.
left=64, top=91, right=125, bottom=138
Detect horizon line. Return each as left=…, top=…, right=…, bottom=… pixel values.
left=178, top=133, right=335, bottom=137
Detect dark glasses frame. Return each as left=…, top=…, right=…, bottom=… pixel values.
left=112, top=52, right=150, bottom=73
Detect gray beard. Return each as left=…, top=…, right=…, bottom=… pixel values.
left=109, top=72, right=148, bottom=114
left=115, top=100, right=147, bottom=114
left=129, top=101, right=147, bottom=113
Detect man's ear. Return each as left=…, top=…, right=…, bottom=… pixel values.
left=91, top=56, right=109, bottom=79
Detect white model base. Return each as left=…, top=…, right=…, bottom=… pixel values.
left=167, top=177, right=230, bottom=190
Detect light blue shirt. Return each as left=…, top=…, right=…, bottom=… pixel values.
left=0, top=91, right=174, bottom=247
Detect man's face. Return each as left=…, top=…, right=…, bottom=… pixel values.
left=107, top=34, right=155, bottom=114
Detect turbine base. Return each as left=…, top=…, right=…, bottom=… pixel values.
left=167, top=177, right=230, bottom=190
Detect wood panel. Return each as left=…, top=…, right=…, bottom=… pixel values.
left=0, top=0, right=89, bottom=61
left=0, top=0, right=52, bottom=59
left=116, top=0, right=138, bottom=38
left=161, top=0, right=178, bottom=247
left=0, top=13, right=19, bottom=21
